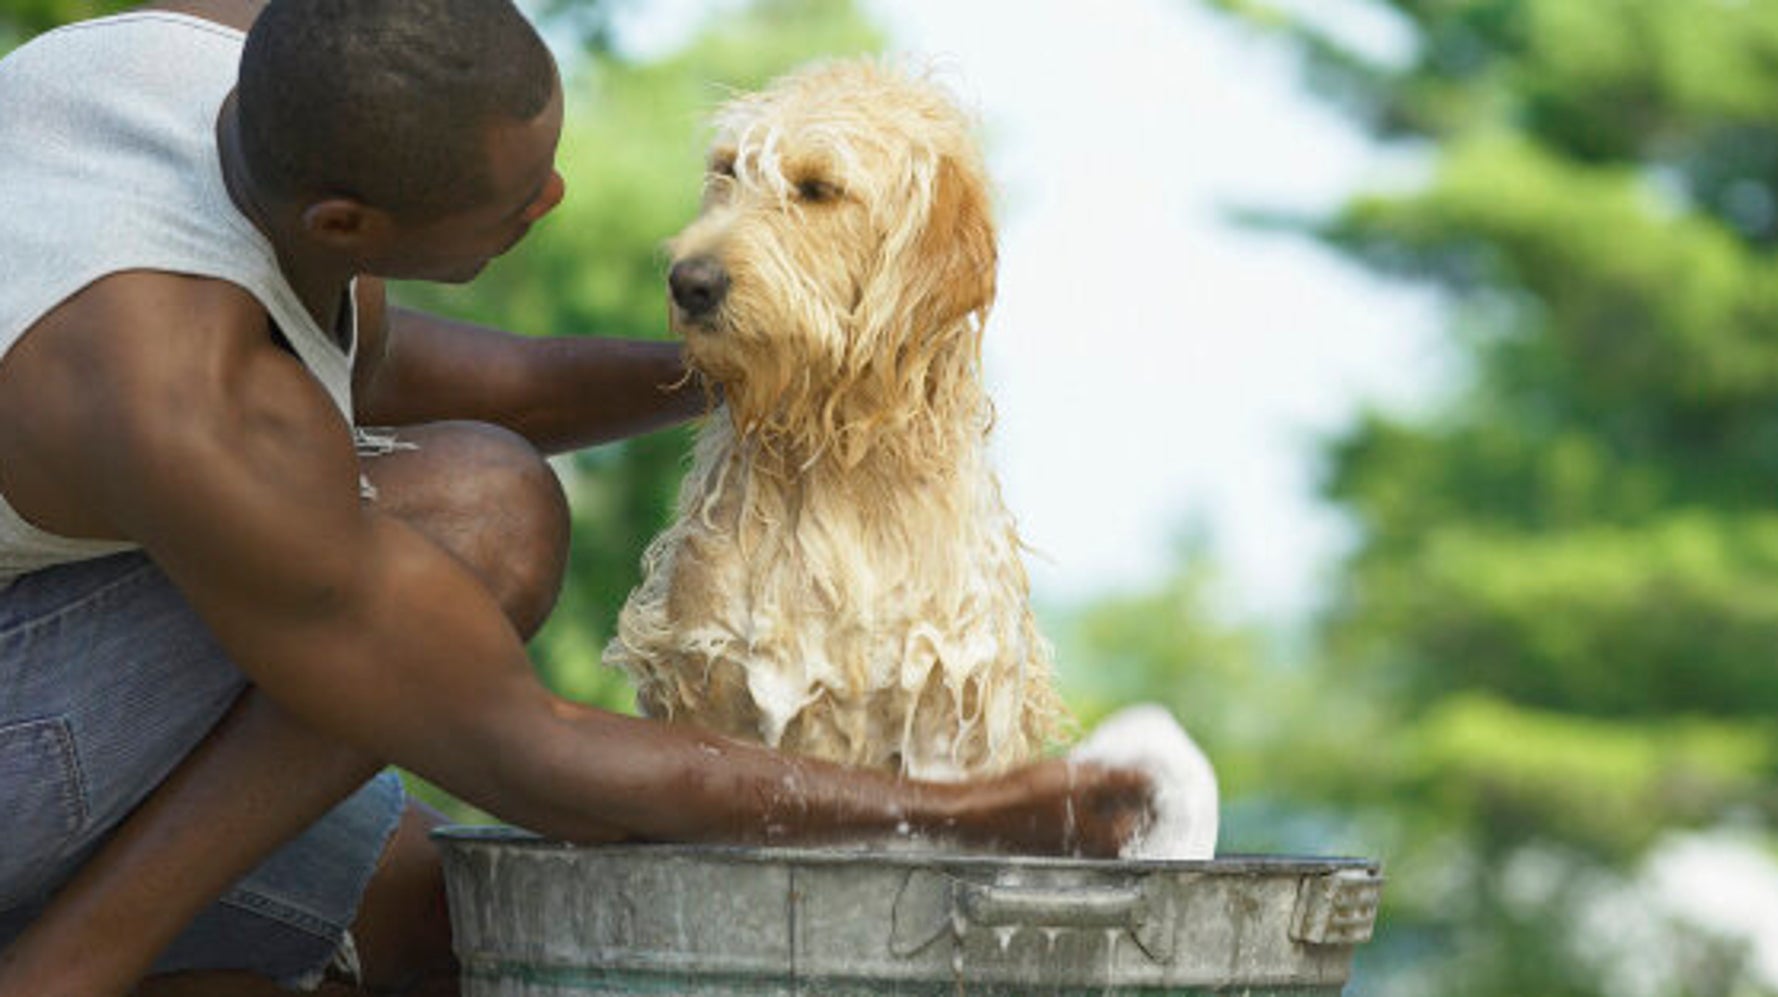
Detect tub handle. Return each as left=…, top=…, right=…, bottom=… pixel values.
left=890, top=872, right=1176, bottom=963
left=962, top=880, right=1177, bottom=963
left=1290, top=869, right=1383, bottom=946
left=960, top=882, right=1143, bottom=928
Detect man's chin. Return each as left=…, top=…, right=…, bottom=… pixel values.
left=436, top=258, right=491, bottom=284
left=369, top=256, right=489, bottom=285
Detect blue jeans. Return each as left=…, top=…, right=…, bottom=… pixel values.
left=0, top=552, right=405, bottom=989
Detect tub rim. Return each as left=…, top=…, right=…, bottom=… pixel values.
left=431, top=824, right=1382, bottom=878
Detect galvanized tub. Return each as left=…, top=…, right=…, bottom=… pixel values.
left=434, top=826, right=1382, bottom=996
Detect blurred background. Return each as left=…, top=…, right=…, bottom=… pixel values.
left=10, top=0, right=1778, bottom=993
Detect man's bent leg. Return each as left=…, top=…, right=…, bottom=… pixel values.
left=354, top=421, right=571, bottom=636
left=338, top=420, right=570, bottom=993
left=334, top=803, right=456, bottom=996
left=0, top=422, right=570, bottom=996
left=0, top=553, right=255, bottom=997
left=0, top=692, right=394, bottom=996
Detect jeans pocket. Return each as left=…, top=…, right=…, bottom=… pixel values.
left=0, top=715, right=89, bottom=909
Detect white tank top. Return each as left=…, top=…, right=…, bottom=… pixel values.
left=0, top=13, right=358, bottom=581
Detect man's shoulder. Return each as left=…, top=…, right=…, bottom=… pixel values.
left=0, top=270, right=292, bottom=542
left=9, top=271, right=274, bottom=405
left=76, top=270, right=269, bottom=340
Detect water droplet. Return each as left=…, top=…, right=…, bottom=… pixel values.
left=1064, top=760, right=1078, bottom=851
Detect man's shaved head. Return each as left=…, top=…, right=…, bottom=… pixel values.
left=237, top=0, right=557, bottom=221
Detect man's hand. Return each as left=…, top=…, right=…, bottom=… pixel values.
left=944, top=759, right=1155, bottom=858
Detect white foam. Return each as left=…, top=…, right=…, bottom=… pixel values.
left=1070, top=704, right=1219, bottom=860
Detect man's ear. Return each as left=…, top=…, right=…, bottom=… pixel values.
left=299, top=198, right=394, bottom=254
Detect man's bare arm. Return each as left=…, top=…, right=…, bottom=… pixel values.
left=352, top=279, right=707, bottom=453
left=0, top=274, right=1147, bottom=997
left=12, top=275, right=1142, bottom=850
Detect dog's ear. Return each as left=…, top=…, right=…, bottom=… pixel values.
left=913, top=155, right=997, bottom=333
left=827, top=148, right=998, bottom=470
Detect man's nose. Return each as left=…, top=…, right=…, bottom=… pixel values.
left=521, top=170, right=566, bottom=224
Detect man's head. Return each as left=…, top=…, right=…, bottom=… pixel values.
left=237, top=0, right=565, bottom=281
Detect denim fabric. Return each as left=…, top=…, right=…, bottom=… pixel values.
left=0, top=552, right=405, bottom=989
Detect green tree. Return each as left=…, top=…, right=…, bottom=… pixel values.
left=0, top=0, right=128, bottom=49
left=1195, top=1, right=1778, bottom=993
left=1, top=0, right=613, bottom=51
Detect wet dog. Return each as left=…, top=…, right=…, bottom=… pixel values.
left=606, top=60, right=1066, bottom=780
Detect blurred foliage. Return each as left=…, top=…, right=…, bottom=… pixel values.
left=0, top=0, right=128, bottom=48
left=1193, top=0, right=1778, bottom=993
left=0, top=0, right=615, bottom=52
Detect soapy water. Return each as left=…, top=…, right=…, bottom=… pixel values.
left=1068, top=704, right=1219, bottom=861
left=753, top=703, right=1217, bottom=860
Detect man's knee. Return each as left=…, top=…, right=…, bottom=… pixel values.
left=361, top=421, right=569, bottom=637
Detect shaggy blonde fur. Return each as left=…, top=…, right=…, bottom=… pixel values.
left=604, top=59, right=1067, bottom=780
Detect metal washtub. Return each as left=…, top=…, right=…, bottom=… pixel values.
left=434, top=826, right=1383, bottom=995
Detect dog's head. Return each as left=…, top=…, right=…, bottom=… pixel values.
left=667, top=59, right=998, bottom=468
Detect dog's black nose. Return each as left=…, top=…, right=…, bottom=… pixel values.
left=669, top=257, right=729, bottom=318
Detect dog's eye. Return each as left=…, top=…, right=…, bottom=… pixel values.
left=709, top=154, right=737, bottom=179
left=795, top=178, right=842, bottom=204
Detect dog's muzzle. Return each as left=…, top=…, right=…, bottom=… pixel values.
left=669, top=256, right=730, bottom=320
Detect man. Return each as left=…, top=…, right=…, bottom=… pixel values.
left=0, top=1, right=1153, bottom=994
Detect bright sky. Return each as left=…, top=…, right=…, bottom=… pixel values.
left=613, top=0, right=1454, bottom=624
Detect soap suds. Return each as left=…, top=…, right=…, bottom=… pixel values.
left=1070, top=704, right=1218, bottom=860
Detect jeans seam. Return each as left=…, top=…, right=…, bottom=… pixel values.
left=218, top=888, right=340, bottom=942
left=0, top=716, right=91, bottom=910
left=0, top=715, right=91, bottom=835
left=0, top=556, right=158, bottom=644
left=47, top=717, right=91, bottom=834
left=212, top=772, right=407, bottom=949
